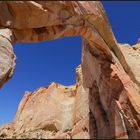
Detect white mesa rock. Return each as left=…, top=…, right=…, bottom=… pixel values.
left=56, top=97, right=76, bottom=132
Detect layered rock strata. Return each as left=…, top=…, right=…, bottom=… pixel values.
left=0, top=1, right=140, bottom=139
left=118, top=40, right=140, bottom=89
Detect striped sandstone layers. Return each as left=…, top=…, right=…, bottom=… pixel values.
left=0, top=1, right=140, bottom=139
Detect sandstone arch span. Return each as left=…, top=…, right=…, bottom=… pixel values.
left=0, top=1, right=140, bottom=139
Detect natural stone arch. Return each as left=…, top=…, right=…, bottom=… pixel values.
left=0, top=1, right=140, bottom=139
left=0, top=1, right=117, bottom=88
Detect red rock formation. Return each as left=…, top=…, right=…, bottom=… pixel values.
left=0, top=1, right=140, bottom=139
left=0, top=67, right=89, bottom=139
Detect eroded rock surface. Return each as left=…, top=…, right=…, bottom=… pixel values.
left=118, top=40, right=140, bottom=88
left=0, top=66, right=89, bottom=139
left=0, top=1, right=140, bottom=139
left=0, top=29, right=16, bottom=88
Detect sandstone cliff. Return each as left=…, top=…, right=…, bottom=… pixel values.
left=0, top=66, right=90, bottom=139
left=0, top=1, right=140, bottom=139
left=118, top=40, right=140, bottom=89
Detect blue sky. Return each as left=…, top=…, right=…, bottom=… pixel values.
left=0, top=2, right=140, bottom=126
left=103, top=1, right=140, bottom=45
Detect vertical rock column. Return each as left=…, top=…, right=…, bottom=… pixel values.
left=0, top=28, right=16, bottom=88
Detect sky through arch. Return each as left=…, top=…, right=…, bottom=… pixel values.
left=0, top=36, right=82, bottom=126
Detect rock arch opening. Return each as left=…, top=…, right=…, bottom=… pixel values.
left=0, top=1, right=140, bottom=139
left=0, top=36, right=82, bottom=126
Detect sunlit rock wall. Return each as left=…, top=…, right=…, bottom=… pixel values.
left=0, top=1, right=140, bottom=139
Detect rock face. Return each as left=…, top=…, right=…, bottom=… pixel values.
left=0, top=1, right=140, bottom=139
left=0, top=29, right=16, bottom=88
left=0, top=66, right=90, bottom=139
left=118, top=41, right=140, bottom=89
